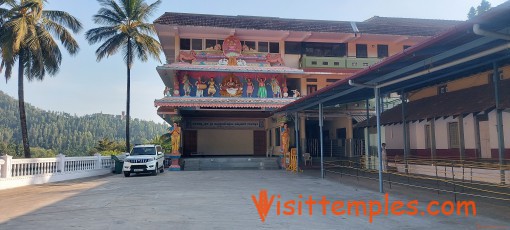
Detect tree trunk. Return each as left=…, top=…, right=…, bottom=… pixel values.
left=18, top=52, right=31, bottom=158
left=125, top=37, right=131, bottom=152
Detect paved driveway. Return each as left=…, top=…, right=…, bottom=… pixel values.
left=0, top=170, right=508, bottom=229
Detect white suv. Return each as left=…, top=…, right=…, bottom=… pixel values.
left=123, top=145, right=165, bottom=177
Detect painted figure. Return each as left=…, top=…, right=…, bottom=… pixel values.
left=257, top=77, right=268, bottom=98
left=182, top=75, right=193, bottom=96
left=282, top=83, right=289, bottom=98
left=270, top=76, right=282, bottom=98
left=280, top=123, right=290, bottom=155
left=195, top=77, right=206, bottom=97
left=245, top=78, right=254, bottom=97
left=207, top=77, right=218, bottom=97
left=292, top=89, right=301, bottom=98
left=163, top=86, right=171, bottom=97
left=170, top=122, right=181, bottom=155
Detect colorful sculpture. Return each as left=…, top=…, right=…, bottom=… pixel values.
left=257, top=77, right=268, bottom=98
left=178, top=50, right=196, bottom=63
left=207, top=77, right=218, bottom=97
left=195, top=77, right=206, bottom=97
left=280, top=123, right=290, bottom=155
left=170, top=122, right=181, bottom=155
left=221, top=74, right=243, bottom=97
left=270, top=76, right=282, bottom=98
left=245, top=78, right=255, bottom=97
left=266, top=53, right=285, bottom=66
left=182, top=75, right=193, bottom=96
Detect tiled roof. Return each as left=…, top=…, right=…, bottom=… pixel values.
left=356, top=79, right=510, bottom=127
left=158, top=62, right=304, bottom=74
left=154, top=12, right=462, bottom=37
left=154, top=97, right=297, bottom=109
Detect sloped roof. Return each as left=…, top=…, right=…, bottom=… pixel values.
left=154, top=12, right=461, bottom=37
left=357, top=79, right=510, bottom=127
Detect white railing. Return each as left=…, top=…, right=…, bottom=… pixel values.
left=0, top=154, right=114, bottom=190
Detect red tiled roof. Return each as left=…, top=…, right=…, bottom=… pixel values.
left=357, top=79, right=510, bottom=127
left=155, top=12, right=461, bottom=37
left=154, top=97, right=297, bottom=109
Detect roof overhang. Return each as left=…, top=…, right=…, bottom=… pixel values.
left=155, top=97, right=296, bottom=109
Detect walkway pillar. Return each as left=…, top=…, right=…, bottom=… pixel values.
left=319, top=103, right=324, bottom=179
left=295, top=112, right=300, bottom=169
left=365, top=99, right=371, bottom=168
left=401, top=92, right=409, bottom=172
left=493, top=63, right=506, bottom=184
left=375, top=87, right=384, bottom=193
left=458, top=115, right=466, bottom=160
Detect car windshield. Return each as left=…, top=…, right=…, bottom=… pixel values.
left=130, top=147, right=156, bottom=156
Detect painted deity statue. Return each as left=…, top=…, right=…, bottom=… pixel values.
left=195, top=77, right=206, bottom=97
left=182, top=75, right=193, bottom=96
left=245, top=78, right=254, bottom=97
left=270, top=76, right=282, bottom=98
left=280, top=123, right=290, bottom=155
left=207, top=77, right=218, bottom=97
left=170, top=122, right=181, bottom=155
left=222, top=75, right=242, bottom=97
left=257, top=77, right=268, bottom=98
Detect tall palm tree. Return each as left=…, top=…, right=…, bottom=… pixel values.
left=86, top=0, right=162, bottom=152
left=0, top=0, right=82, bottom=158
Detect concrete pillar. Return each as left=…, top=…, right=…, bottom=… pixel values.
left=57, top=154, right=66, bottom=173
left=492, top=63, right=506, bottom=184
left=94, top=153, right=102, bottom=169
left=1, top=154, right=12, bottom=178
left=319, top=103, right=324, bottom=179
left=300, top=116, right=306, bottom=155
left=458, top=116, right=465, bottom=160
left=430, top=119, right=437, bottom=160
left=375, top=87, right=384, bottom=193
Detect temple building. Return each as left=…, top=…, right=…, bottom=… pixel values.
left=153, top=12, right=460, bottom=156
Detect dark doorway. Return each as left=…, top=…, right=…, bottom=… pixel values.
left=253, top=131, right=267, bottom=156
left=337, top=128, right=347, bottom=146
left=183, top=130, right=197, bottom=156
left=286, top=78, right=300, bottom=97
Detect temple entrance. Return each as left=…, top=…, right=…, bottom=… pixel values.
left=183, top=130, right=197, bottom=156
left=253, top=130, right=266, bottom=156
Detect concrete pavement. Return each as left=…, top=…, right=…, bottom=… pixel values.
left=0, top=170, right=508, bottom=229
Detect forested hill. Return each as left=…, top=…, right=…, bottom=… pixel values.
left=0, top=90, right=167, bottom=157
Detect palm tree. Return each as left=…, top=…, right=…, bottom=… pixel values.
left=86, top=0, right=162, bottom=152
left=0, top=0, right=82, bottom=158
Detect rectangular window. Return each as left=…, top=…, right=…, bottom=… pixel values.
left=322, top=61, right=329, bottom=65
left=303, top=42, right=347, bottom=57
left=334, top=62, right=340, bottom=66
left=306, top=78, right=317, bottom=82
left=425, top=124, right=431, bottom=149
left=285, top=42, right=302, bottom=54
left=448, top=122, right=460, bottom=149
left=192, top=39, right=203, bottom=50
left=242, top=41, right=256, bottom=51
left=180, top=38, right=191, bottom=50
left=275, top=128, right=281, bottom=146
left=307, top=85, right=317, bottom=94
left=356, top=44, right=368, bottom=58
left=377, top=44, right=389, bottom=58
left=326, top=79, right=338, bottom=83
left=269, top=42, right=280, bottom=53
left=258, top=42, right=269, bottom=52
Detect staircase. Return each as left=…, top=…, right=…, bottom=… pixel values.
left=184, top=157, right=280, bottom=171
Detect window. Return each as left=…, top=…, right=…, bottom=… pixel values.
left=275, top=128, right=281, bottom=146
left=269, top=42, right=280, bottom=53
left=258, top=42, right=269, bottom=52
left=241, top=41, right=256, bottom=51
left=356, top=44, right=368, bottom=58
left=334, top=62, right=340, bottom=66
left=377, top=44, right=389, bottom=58
left=403, top=45, right=412, bottom=50
left=307, top=85, right=317, bottom=94
left=180, top=38, right=203, bottom=50
left=285, top=42, right=302, bottom=54
left=303, top=42, right=347, bottom=57
left=425, top=124, right=431, bottom=149
left=205, top=39, right=224, bottom=49
left=306, top=78, right=317, bottom=82
left=156, top=146, right=162, bottom=153
left=180, top=38, right=191, bottom=50
left=438, top=85, right=448, bottom=95
left=192, top=39, right=203, bottom=50
left=322, top=61, right=329, bottom=65
left=448, top=122, right=460, bottom=149
left=311, top=61, right=317, bottom=65
left=326, top=79, right=338, bottom=83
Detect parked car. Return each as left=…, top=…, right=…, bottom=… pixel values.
left=123, top=145, right=165, bottom=177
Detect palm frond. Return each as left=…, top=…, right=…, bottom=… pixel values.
left=43, top=18, right=80, bottom=55
left=95, top=33, right=127, bottom=62
left=85, top=26, right=118, bottom=44
left=42, top=10, right=83, bottom=33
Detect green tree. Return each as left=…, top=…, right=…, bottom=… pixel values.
left=468, top=0, right=492, bottom=19
left=0, top=0, right=82, bottom=158
left=86, top=0, right=162, bottom=153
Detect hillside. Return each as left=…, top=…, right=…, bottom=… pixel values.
left=0, top=91, right=168, bottom=157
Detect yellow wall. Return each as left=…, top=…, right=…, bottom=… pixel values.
left=197, top=129, right=254, bottom=155
left=408, top=65, right=510, bottom=101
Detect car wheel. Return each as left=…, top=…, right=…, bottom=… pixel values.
left=152, top=164, right=158, bottom=176
left=124, top=172, right=130, bottom=177
left=159, top=165, right=165, bottom=173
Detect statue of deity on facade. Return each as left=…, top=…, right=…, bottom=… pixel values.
left=270, top=76, right=282, bottom=98
left=182, top=75, right=193, bottom=96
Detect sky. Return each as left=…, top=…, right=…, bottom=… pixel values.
left=0, top=0, right=507, bottom=123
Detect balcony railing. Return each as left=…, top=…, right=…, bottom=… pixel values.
left=301, top=56, right=382, bottom=69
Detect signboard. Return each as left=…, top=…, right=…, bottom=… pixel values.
left=186, top=119, right=264, bottom=130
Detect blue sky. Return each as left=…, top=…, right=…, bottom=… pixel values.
left=0, top=0, right=506, bottom=123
